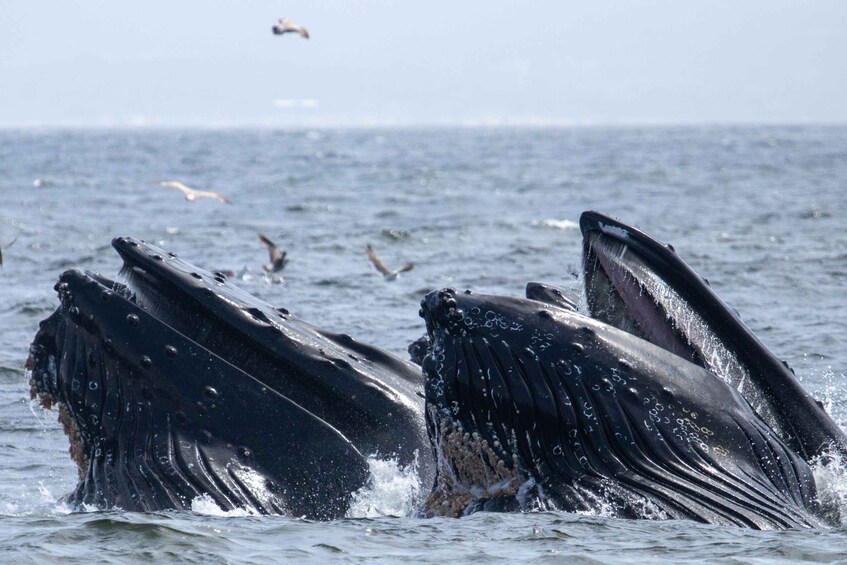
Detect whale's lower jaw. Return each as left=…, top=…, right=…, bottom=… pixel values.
left=27, top=269, right=371, bottom=518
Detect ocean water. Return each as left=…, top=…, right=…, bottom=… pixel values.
left=1, top=126, right=846, bottom=562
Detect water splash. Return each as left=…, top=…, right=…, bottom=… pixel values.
left=1, top=481, right=74, bottom=517
left=808, top=365, right=847, bottom=429
left=812, top=449, right=847, bottom=527
left=347, top=455, right=421, bottom=518
left=190, top=494, right=259, bottom=517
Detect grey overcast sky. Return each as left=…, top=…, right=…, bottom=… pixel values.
left=1, top=1, right=846, bottom=127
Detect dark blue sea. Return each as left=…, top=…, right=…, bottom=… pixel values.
left=1, top=126, right=846, bottom=562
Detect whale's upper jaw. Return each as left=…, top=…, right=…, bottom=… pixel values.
left=110, top=235, right=250, bottom=334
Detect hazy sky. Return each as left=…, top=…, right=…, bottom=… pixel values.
left=2, top=1, right=846, bottom=127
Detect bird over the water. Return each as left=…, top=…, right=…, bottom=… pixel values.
left=159, top=181, right=231, bottom=204
left=365, top=244, right=414, bottom=280
left=258, top=233, right=288, bottom=273
left=272, top=17, right=309, bottom=39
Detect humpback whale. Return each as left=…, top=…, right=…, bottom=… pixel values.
left=418, top=288, right=823, bottom=529
left=27, top=237, right=433, bottom=519
left=416, top=211, right=844, bottom=529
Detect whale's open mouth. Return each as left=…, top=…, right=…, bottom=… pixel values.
left=578, top=211, right=846, bottom=463
left=27, top=237, right=431, bottom=518
left=581, top=212, right=725, bottom=371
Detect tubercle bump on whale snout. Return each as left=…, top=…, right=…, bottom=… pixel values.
left=420, top=288, right=467, bottom=337
left=111, top=235, right=140, bottom=250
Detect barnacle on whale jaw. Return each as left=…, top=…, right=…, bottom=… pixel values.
left=424, top=416, right=530, bottom=518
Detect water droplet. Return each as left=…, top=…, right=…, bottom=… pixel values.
left=556, top=359, right=573, bottom=375
left=127, top=313, right=139, bottom=327
left=164, top=345, right=178, bottom=358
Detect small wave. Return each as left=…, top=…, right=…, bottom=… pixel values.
left=347, top=455, right=421, bottom=518
left=532, top=219, right=579, bottom=231
left=381, top=229, right=411, bottom=240
left=32, top=178, right=57, bottom=188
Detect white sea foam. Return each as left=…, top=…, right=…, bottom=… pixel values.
left=804, top=368, right=847, bottom=525
left=190, top=494, right=259, bottom=517
left=347, top=455, right=421, bottom=518
left=812, top=450, right=847, bottom=527
left=532, top=219, right=579, bottom=230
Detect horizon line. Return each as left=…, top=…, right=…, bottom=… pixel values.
left=2, top=118, right=847, bottom=131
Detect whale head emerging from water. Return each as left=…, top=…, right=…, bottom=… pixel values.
left=418, top=287, right=823, bottom=529
left=27, top=237, right=433, bottom=519
left=580, top=211, right=847, bottom=463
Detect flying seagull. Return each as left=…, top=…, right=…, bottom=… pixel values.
left=365, top=243, right=414, bottom=281
left=272, top=17, right=309, bottom=39
left=159, top=181, right=231, bottom=204
left=0, top=236, right=17, bottom=267
left=258, top=233, right=288, bottom=273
